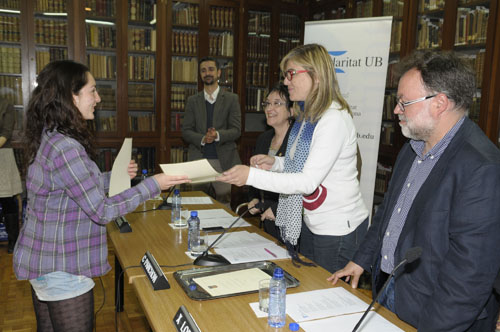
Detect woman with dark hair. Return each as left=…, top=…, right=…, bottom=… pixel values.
left=247, top=83, right=294, bottom=241
left=13, top=60, right=189, bottom=331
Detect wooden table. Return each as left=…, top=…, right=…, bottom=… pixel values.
left=107, top=192, right=416, bottom=331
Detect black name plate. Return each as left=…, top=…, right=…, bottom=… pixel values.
left=140, top=251, right=170, bottom=290
left=173, top=305, right=201, bottom=332
left=114, top=216, right=132, bottom=233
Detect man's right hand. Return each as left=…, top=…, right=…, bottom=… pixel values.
left=327, top=261, right=364, bottom=288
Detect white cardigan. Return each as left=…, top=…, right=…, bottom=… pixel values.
left=247, top=102, right=368, bottom=236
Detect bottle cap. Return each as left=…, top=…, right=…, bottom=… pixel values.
left=273, top=267, right=284, bottom=279
left=174, top=189, right=180, bottom=195
left=189, top=283, right=197, bottom=291
left=142, top=169, right=147, bottom=175
left=190, top=211, right=198, bottom=218
left=289, top=322, right=299, bottom=331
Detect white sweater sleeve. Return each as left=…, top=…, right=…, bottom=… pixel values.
left=247, top=107, right=349, bottom=195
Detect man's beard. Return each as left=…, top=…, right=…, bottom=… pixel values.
left=399, top=113, right=435, bottom=141
left=203, top=76, right=216, bottom=85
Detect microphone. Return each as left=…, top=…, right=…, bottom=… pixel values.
left=352, top=247, right=422, bottom=332
left=193, top=208, right=251, bottom=266
left=156, top=186, right=175, bottom=210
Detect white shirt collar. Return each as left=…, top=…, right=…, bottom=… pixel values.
left=204, top=86, right=220, bottom=104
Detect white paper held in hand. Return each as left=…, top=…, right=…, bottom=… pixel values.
left=160, top=159, right=221, bottom=184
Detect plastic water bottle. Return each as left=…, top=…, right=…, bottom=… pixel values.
left=140, top=169, right=148, bottom=211
left=187, top=211, right=200, bottom=252
left=268, top=267, right=286, bottom=328
left=171, top=189, right=181, bottom=224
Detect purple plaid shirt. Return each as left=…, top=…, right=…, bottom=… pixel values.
left=13, top=130, right=161, bottom=279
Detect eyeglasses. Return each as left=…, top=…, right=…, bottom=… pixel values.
left=283, top=69, right=309, bottom=81
left=261, top=101, right=287, bottom=109
left=397, top=94, right=437, bottom=112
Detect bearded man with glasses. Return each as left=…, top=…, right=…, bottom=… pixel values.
left=329, top=50, right=500, bottom=332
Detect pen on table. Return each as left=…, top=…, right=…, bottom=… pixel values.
left=264, top=248, right=277, bottom=258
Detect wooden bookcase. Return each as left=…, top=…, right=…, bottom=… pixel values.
left=0, top=0, right=305, bottom=177
left=307, top=0, right=500, bottom=199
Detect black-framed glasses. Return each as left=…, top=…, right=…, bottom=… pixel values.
left=283, top=69, right=309, bottom=81
left=261, top=101, right=286, bottom=109
left=397, top=94, right=437, bottom=112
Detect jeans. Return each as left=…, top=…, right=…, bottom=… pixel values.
left=299, top=217, right=368, bottom=273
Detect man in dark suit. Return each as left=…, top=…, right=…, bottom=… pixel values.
left=329, top=51, right=500, bottom=331
left=182, top=57, right=241, bottom=204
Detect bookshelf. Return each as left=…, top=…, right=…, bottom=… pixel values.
left=307, top=0, right=500, bottom=200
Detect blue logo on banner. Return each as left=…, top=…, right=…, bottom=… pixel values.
left=329, top=51, right=347, bottom=74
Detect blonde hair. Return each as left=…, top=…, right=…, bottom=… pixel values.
left=280, top=43, right=351, bottom=122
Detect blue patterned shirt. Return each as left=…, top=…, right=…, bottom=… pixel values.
left=380, top=117, right=465, bottom=273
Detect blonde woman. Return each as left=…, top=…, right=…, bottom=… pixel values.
left=218, top=44, right=368, bottom=273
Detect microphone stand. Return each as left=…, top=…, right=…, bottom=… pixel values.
left=193, top=209, right=250, bottom=266
left=352, top=247, right=422, bottom=332
left=156, top=187, right=175, bottom=210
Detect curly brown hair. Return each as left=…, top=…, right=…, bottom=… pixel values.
left=24, top=60, right=96, bottom=164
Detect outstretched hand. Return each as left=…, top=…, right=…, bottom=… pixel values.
left=217, top=165, right=250, bottom=187
left=250, top=154, right=275, bottom=170
left=326, top=261, right=364, bottom=288
left=153, top=174, right=190, bottom=191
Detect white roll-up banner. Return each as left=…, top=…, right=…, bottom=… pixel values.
left=305, top=17, right=393, bottom=219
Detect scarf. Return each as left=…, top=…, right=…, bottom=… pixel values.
left=275, top=117, right=317, bottom=250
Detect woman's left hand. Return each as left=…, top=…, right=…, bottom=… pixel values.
left=128, top=160, right=138, bottom=179
left=217, top=165, right=250, bottom=187
left=261, top=208, right=275, bottom=221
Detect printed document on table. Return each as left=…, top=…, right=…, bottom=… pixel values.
left=195, top=209, right=251, bottom=228
left=300, top=310, right=404, bottom=332
left=160, top=159, right=220, bottom=183
left=286, top=288, right=369, bottom=322
left=166, top=196, right=213, bottom=205
left=207, top=231, right=273, bottom=249
left=109, top=138, right=132, bottom=197
left=214, top=242, right=289, bottom=263
left=193, top=268, right=270, bottom=297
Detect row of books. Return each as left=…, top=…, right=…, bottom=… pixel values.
left=171, top=113, right=184, bottom=131
left=129, top=0, right=155, bottom=22
left=35, top=48, right=67, bottom=73
left=460, top=50, right=485, bottom=88
left=86, top=24, right=116, bottom=49
left=247, top=35, right=270, bottom=60
left=129, top=113, right=156, bottom=132
left=172, top=31, right=197, bottom=55
left=279, top=14, right=301, bottom=37
left=171, top=57, right=197, bottom=82
left=35, top=0, right=66, bottom=13
left=129, top=28, right=156, bottom=51
left=355, top=0, right=373, bottom=18
left=0, top=46, right=21, bottom=74
left=416, top=16, right=443, bottom=49
left=0, top=0, right=19, bottom=10
left=278, top=39, right=301, bottom=61
left=128, top=55, right=155, bottom=81
left=90, top=113, right=116, bottom=132
left=455, top=6, right=489, bottom=46
left=170, top=146, right=188, bottom=164
left=383, top=94, right=397, bottom=120
left=390, top=20, right=402, bottom=53
left=35, top=18, right=67, bottom=46
left=128, top=83, right=154, bottom=109
left=208, top=32, right=233, bottom=57
left=246, top=62, right=269, bottom=87
left=246, top=87, right=268, bottom=112
left=386, top=61, right=398, bottom=88
left=173, top=4, right=199, bottom=26
left=380, top=122, right=395, bottom=146
left=375, top=162, right=392, bottom=194
left=218, top=61, right=234, bottom=86
left=468, top=96, right=481, bottom=124
left=88, top=53, right=116, bottom=79
left=383, top=0, right=405, bottom=17
left=96, top=148, right=118, bottom=173
left=209, top=7, right=234, bottom=30
left=0, top=15, right=20, bottom=42
left=418, top=0, right=445, bottom=13
left=133, top=147, right=156, bottom=175
left=248, top=12, right=271, bottom=35
left=96, top=84, right=116, bottom=109
left=171, top=85, right=198, bottom=111
left=0, top=75, right=22, bottom=105
left=86, top=0, right=116, bottom=19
